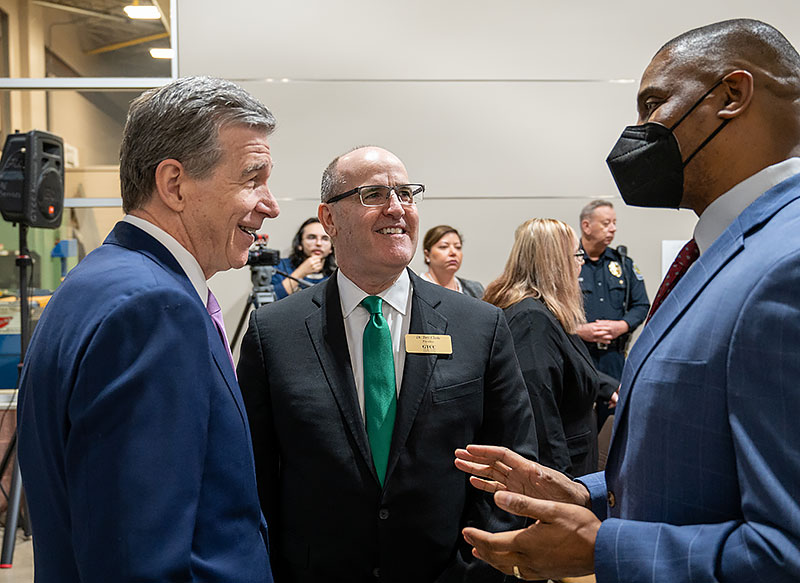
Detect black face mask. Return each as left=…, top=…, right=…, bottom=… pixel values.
left=606, top=79, right=729, bottom=209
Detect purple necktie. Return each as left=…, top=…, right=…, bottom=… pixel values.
left=207, top=289, right=237, bottom=377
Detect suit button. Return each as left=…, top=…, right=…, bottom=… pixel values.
left=372, top=567, right=380, bottom=578
left=378, top=508, right=389, bottom=520
left=607, top=490, right=616, bottom=508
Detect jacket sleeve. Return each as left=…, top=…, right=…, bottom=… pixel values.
left=594, top=254, right=800, bottom=583
left=59, top=289, right=213, bottom=582
left=237, top=309, right=281, bottom=527
left=506, top=304, right=572, bottom=475
left=440, top=308, right=538, bottom=583
left=621, top=256, right=650, bottom=332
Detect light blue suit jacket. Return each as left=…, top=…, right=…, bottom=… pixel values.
left=18, top=222, right=273, bottom=583
left=581, top=171, right=800, bottom=582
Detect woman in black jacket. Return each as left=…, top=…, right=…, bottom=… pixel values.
left=484, top=218, right=615, bottom=477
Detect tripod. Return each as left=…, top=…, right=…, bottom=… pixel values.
left=0, top=223, right=35, bottom=567
left=230, top=266, right=313, bottom=352
left=231, top=265, right=277, bottom=352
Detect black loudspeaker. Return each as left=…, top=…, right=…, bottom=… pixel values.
left=0, top=130, right=64, bottom=229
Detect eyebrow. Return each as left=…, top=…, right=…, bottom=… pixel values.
left=241, top=160, right=273, bottom=177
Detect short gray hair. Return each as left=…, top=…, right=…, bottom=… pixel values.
left=320, top=145, right=376, bottom=202
left=580, top=199, right=614, bottom=223
left=120, top=76, right=276, bottom=213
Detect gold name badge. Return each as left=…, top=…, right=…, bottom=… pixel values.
left=405, top=334, right=452, bottom=355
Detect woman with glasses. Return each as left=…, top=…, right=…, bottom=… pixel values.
left=272, top=217, right=336, bottom=299
left=420, top=225, right=485, bottom=299
left=484, top=218, right=614, bottom=477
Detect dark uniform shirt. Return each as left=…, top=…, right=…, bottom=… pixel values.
left=579, top=245, right=650, bottom=380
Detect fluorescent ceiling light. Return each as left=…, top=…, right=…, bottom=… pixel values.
left=124, top=5, right=161, bottom=19
left=149, top=48, right=174, bottom=59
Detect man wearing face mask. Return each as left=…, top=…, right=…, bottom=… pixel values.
left=452, top=19, right=800, bottom=582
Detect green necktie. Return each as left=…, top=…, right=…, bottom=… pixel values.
left=361, top=295, right=397, bottom=486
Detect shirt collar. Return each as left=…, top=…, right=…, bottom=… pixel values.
left=694, top=157, right=800, bottom=255
left=338, top=269, right=411, bottom=317
left=123, top=215, right=208, bottom=306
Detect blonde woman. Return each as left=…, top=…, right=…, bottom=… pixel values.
left=484, top=218, right=614, bottom=477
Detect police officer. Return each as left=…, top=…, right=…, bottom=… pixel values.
left=577, top=200, right=649, bottom=425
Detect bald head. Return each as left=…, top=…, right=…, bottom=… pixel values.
left=657, top=19, right=800, bottom=102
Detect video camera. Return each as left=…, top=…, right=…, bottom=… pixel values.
left=247, top=234, right=280, bottom=266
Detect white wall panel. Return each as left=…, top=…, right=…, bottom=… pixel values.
left=179, top=0, right=800, bottom=336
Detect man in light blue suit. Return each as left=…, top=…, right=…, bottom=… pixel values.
left=454, top=19, right=800, bottom=582
left=17, top=77, right=280, bottom=582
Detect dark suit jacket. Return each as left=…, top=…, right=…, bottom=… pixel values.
left=17, top=222, right=272, bottom=583
left=238, top=270, right=537, bottom=583
left=504, top=297, right=601, bottom=477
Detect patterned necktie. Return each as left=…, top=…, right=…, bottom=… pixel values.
left=646, top=238, right=700, bottom=323
left=361, top=295, right=397, bottom=487
left=207, top=289, right=237, bottom=377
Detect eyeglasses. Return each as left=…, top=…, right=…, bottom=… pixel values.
left=326, top=184, right=425, bottom=207
left=573, top=249, right=586, bottom=263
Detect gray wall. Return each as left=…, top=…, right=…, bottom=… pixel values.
left=175, top=0, right=800, bottom=349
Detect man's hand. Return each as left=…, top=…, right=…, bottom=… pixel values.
left=577, top=320, right=629, bottom=343
left=462, top=491, right=600, bottom=581
left=576, top=322, right=613, bottom=343
left=454, top=445, right=590, bottom=508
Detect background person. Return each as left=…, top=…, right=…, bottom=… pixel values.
left=455, top=18, right=800, bottom=582
left=484, top=218, right=614, bottom=477
left=237, top=146, right=537, bottom=583
left=272, top=216, right=335, bottom=299
left=420, top=224, right=485, bottom=298
left=577, top=200, right=649, bottom=427
left=17, top=77, right=279, bottom=582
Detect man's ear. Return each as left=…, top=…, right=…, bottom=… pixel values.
left=718, top=70, right=754, bottom=120
left=580, top=219, right=591, bottom=237
left=154, top=158, right=188, bottom=212
left=318, top=203, right=337, bottom=238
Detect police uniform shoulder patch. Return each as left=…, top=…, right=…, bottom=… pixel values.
left=608, top=261, right=622, bottom=277
left=633, top=262, right=644, bottom=281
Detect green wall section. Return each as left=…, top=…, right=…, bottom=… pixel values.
left=0, top=219, right=77, bottom=293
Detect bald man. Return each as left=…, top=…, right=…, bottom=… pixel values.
left=454, top=19, right=800, bottom=582
left=237, top=146, right=537, bottom=582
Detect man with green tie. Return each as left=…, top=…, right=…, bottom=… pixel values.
left=237, top=146, right=537, bottom=583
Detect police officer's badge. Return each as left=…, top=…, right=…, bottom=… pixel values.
left=608, top=261, right=622, bottom=277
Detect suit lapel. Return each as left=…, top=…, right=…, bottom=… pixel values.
left=305, top=277, right=376, bottom=480
left=615, top=173, right=800, bottom=422
left=106, top=221, right=248, bottom=428
left=384, top=272, right=447, bottom=483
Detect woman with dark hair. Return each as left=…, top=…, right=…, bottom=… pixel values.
left=272, top=217, right=335, bottom=299
left=421, top=225, right=484, bottom=299
left=484, top=218, right=615, bottom=477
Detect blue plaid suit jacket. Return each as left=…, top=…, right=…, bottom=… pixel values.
left=581, top=171, right=800, bottom=582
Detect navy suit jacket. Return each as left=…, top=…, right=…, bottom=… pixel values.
left=17, top=222, right=273, bottom=583
left=580, top=172, right=800, bottom=582
left=238, top=270, right=537, bottom=583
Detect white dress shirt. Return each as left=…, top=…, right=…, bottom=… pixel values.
left=338, top=269, right=413, bottom=419
left=123, top=215, right=209, bottom=307
left=694, top=157, right=800, bottom=255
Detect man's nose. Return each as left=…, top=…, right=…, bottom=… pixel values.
left=383, top=191, right=405, bottom=216
left=256, top=186, right=280, bottom=218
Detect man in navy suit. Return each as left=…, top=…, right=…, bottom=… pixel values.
left=17, top=77, right=280, bottom=582
left=454, top=19, right=800, bottom=582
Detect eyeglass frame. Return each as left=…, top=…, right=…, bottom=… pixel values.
left=325, top=184, right=425, bottom=207
left=573, top=249, right=586, bottom=263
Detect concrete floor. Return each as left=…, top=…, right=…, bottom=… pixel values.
left=0, top=530, right=32, bottom=583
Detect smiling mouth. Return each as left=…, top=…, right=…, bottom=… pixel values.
left=377, top=227, right=405, bottom=235
left=239, top=225, right=257, bottom=237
